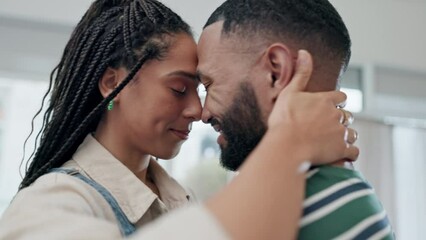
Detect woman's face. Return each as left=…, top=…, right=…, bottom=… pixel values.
left=114, top=33, right=201, bottom=159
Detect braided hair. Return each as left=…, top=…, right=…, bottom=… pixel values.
left=20, top=0, right=191, bottom=189
left=204, top=0, right=351, bottom=70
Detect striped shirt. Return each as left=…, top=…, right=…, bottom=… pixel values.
left=298, top=166, right=394, bottom=240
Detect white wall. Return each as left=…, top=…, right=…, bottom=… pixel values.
left=330, top=0, right=426, bottom=72
left=1, top=0, right=426, bottom=72
left=0, top=0, right=91, bottom=24
left=3, top=0, right=425, bottom=120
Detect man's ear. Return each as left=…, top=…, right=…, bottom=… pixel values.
left=98, top=67, right=122, bottom=99
left=263, top=43, right=295, bottom=99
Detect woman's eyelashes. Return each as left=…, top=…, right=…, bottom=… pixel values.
left=169, top=77, right=199, bottom=96
left=171, top=85, right=187, bottom=95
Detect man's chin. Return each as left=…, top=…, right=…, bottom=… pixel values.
left=219, top=159, right=236, bottom=172
left=219, top=149, right=243, bottom=172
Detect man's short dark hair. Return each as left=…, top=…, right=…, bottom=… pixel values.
left=204, top=0, right=351, bottom=70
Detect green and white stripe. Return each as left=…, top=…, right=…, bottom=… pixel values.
left=297, top=166, right=394, bottom=240
left=333, top=211, right=391, bottom=240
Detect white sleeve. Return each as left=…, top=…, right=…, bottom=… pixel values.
left=128, top=204, right=231, bottom=240
left=0, top=174, right=230, bottom=240
left=0, top=173, right=123, bottom=240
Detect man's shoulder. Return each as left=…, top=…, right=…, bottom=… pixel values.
left=299, top=166, right=394, bottom=240
left=303, top=165, right=381, bottom=215
left=305, top=165, right=366, bottom=197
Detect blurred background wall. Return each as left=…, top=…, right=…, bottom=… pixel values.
left=0, top=0, right=425, bottom=238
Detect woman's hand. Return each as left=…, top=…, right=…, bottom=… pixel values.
left=268, top=49, right=359, bottom=166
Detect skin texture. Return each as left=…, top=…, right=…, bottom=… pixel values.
left=205, top=50, right=358, bottom=240
left=198, top=21, right=348, bottom=170
left=197, top=22, right=295, bottom=157
left=95, top=33, right=202, bottom=185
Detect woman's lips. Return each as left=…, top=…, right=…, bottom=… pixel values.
left=170, top=129, right=190, bottom=140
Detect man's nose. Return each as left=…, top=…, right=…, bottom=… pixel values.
left=201, top=107, right=212, bottom=124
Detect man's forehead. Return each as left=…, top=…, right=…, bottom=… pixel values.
left=198, top=22, right=228, bottom=57
left=197, top=22, right=231, bottom=75
left=197, top=21, right=263, bottom=80
left=198, top=21, right=224, bottom=44
left=199, top=21, right=267, bottom=58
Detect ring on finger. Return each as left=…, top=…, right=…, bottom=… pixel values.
left=344, top=128, right=358, bottom=144
left=339, top=108, right=354, bottom=126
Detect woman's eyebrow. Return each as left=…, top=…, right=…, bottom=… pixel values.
left=167, top=71, right=199, bottom=82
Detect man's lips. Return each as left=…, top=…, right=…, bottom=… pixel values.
left=212, top=124, right=222, bottom=133
left=210, top=123, right=226, bottom=144
left=209, top=118, right=222, bottom=133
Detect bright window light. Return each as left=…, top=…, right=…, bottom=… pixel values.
left=341, top=87, right=363, bottom=113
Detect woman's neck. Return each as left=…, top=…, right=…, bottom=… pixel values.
left=92, top=130, right=151, bottom=182
left=93, top=123, right=160, bottom=196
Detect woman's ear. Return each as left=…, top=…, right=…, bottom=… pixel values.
left=264, top=43, right=295, bottom=98
left=98, top=67, right=122, bottom=98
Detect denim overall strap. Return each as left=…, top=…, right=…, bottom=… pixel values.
left=50, top=168, right=136, bottom=236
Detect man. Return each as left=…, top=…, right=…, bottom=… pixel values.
left=197, top=0, right=394, bottom=239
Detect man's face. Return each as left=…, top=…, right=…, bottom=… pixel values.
left=197, top=22, right=269, bottom=171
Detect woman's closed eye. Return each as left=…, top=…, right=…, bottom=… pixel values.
left=172, top=85, right=187, bottom=95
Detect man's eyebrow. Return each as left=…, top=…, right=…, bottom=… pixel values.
left=167, top=71, right=199, bottom=82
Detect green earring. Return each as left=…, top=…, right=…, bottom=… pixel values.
left=107, top=100, right=114, bottom=111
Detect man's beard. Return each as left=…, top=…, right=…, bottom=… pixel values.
left=219, top=82, right=267, bottom=171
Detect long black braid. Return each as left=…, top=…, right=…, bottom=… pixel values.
left=20, top=0, right=191, bottom=189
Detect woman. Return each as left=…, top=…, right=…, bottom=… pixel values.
left=6, top=0, right=201, bottom=236
left=0, top=0, right=358, bottom=239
